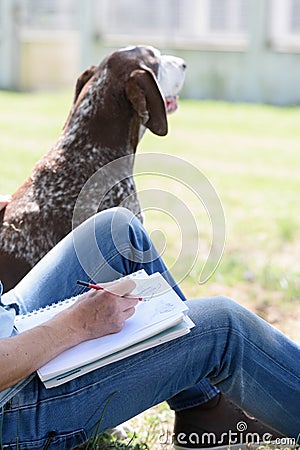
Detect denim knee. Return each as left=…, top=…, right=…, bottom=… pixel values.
left=209, top=295, right=242, bottom=321
left=93, top=207, right=144, bottom=245
left=99, top=207, right=155, bottom=259
left=90, top=207, right=158, bottom=273
left=87, top=208, right=183, bottom=295
left=186, top=295, right=248, bottom=335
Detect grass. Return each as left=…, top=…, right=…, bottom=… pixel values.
left=1, top=90, right=300, bottom=448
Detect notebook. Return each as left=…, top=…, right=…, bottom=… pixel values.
left=14, top=270, right=194, bottom=388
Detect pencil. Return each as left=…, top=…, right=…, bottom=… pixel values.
left=76, top=280, right=142, bottom=301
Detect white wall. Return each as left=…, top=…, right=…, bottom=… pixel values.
left=1, top=0, right=300, bottom=104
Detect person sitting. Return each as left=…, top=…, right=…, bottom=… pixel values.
left=0, top=205, right=299, bottom=449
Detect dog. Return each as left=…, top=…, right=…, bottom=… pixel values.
left=0, top=45, right=186, bottom=292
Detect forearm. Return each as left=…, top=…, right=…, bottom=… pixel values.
left=0, top=312, right=80, bottom=391
left=0, top=279, right=137, bottom=392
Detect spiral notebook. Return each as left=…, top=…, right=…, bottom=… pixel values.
left=14, top=270, right=194, bottom=388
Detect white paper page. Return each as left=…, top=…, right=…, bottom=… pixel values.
left=39, top=313, right=185, bottom=380
left=15, top=271, right=189, bottom=381
left=44, top=316, right=194, bottom=388
left=38, top=282, right=187, bottom=379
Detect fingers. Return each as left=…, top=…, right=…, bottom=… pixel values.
left=96, top=279, right=141, bottom=301
left=84, top=281, right=139, bottom=317
left=74, top=279, right=139, bottom=339
left=108, top=291, right=139, bottom=313
left=101, top=279, right=136, bottom=297
left=98, top=283, right=139, bottom=327
left=111, top=303, right=136, bottom=333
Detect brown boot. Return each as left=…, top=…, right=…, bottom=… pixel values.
left=173, top=394, right=284, bottom=449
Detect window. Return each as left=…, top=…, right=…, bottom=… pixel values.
left=14, top=0, right=252, bottom=50
left=270, top=0, right=300, bottom=51
left=19, top=0, right=77, bottom=31
left=290, top=0, right=300, bottom=33
left=94, top=0, right=249, bottom=50
left=209, top=0, right=248, bottom=33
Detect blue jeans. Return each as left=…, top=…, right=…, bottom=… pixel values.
left=1, top=208, right=299, bottom=449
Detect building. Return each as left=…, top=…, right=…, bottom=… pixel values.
left=1, top=0, right=300, bottom=104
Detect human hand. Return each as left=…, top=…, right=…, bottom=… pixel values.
left=0, top=194, right=11, bottom=211
left=0, top=279, right=138, bottom=390
left=62, top=279, right=138, bottom=342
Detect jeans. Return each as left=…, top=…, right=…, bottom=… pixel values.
left=1, top=208, right=299, bottom=449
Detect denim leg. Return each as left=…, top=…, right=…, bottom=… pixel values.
left=1, top=296, right=299, bottom=449
left=1, top=208, right=218, bottom=410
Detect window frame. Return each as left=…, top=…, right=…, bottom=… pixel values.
left=269, top=0, right=300, bottom=52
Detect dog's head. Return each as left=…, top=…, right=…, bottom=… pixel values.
left=65, top=45, right=186, bottom=143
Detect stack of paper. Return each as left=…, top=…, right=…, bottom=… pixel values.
left=15, top=270, right=194, bottom=388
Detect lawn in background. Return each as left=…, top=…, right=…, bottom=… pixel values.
left=1, top=90, right=299, bottom=340
left=1, top=90, right=299, bottom=448
left=140, top=99, right=300, bottom=343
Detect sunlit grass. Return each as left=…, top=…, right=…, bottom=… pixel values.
left=1, top=91, right=299, bottom=448
left=138, top=99, right=300, bottom=341
left=1, top=91, right=300, bottom=338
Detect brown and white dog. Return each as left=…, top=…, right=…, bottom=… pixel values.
left=0, top=45, right=186, bottom=292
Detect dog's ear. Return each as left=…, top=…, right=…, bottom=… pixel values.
left=73, top=66, right=97, bottom=104
left=63, top=66, right=97, bottom=131
left=125, top=67, right=168, bottom=136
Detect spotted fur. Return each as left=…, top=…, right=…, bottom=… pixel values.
left=0, top=45, right=186, bottom=292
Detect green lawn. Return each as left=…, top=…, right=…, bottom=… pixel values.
left=1, top=90, right=300, bottom=343
left=1, top=90, right=299, bottom=447
left=140, top=100, right=300, bottom=343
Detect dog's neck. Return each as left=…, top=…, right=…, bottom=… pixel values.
left=61, top=72, right=143, bottom=162
left=31, top=87, right=142, bottom=189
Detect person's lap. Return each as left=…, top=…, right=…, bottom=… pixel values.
left=1, top=208, right=299, bottom=448
left=0, top=208, right=216, bottom=447
left=2, top=296, right=300, bottom=448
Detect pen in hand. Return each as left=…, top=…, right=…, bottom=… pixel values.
left=76, top=280, right=143, bottom=301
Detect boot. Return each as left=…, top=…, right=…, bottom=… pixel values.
left=173, top=393, right=283, bottom=449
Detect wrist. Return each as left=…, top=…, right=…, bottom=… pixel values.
left=43, top=310, right=84, bottom=350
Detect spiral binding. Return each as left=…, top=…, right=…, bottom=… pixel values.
left=15, top=297, right=77, bottom=321
left=15, top=270, right=146, bottom=322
